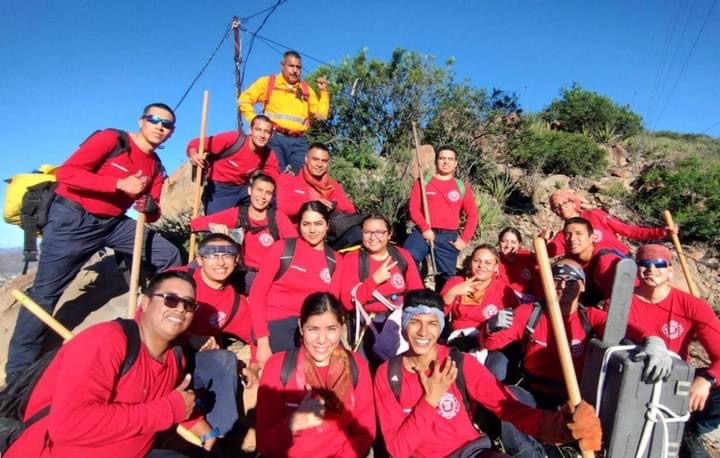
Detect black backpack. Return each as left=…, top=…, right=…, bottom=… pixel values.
left=273, top=238, right=337, bottom=282
left=207, top=132, right=272, bottom=171
left=0, top=319, right=182, bottom=453
left=280, top=346, right=359, bottom=388
left=521, top=302, right=594, bottom=354
left=358, top=244, right=408, bottom=282
left=236, top=205, right=280, bottom=242
left=387, top=347, right=472, bottom=415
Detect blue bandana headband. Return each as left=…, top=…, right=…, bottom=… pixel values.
left=401, top=305, right=445, bottom=334
left=198, top=245, right=239, bottom=257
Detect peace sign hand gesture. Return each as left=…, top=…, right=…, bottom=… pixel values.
left=372, top=256, right=399, bottom=285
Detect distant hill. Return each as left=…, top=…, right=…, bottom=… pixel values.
left=0, top=248, right=26, bottom=286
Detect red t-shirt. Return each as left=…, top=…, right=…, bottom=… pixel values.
left=248, top=239, right=344, bottom=338
left=256, top=350, right=376, bottom=457
left=55, top=129, right=165, bottom=222
left=498, top=249, right=542, bottom=301
left=276, top=173, right=356, bottom=221
left=340, top=247, right=423, bottom=313
left=547, top=208, right=667, bottom=257
left=374, top=345, right=546, bottom=458
left=190, top=207, right=297, bottom=270
left=408, top=177, right=478, bottom=242
left=6, top=322, right=189, bottom=458
left=186, top=130, right=280, bottom=184
left=626, top=288, right=720, bottom=381
left=441, top=276, right=520, bottom=331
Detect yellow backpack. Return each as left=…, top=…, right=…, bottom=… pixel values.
left=3, top=165, right=58, bottom=225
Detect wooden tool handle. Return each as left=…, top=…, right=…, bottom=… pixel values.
left=663, top=210, right=700, bottom=297
left=188, top=90, right=211, bottom=262
left=127, top=212, right=146, bottom=318
left=532, top=239, right=595, bottom=458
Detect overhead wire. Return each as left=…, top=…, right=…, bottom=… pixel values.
left=646, top=2, right=683, bottom=123
left=654, top=0, right=717, bottom=127
left=241, top=26, right=339, bottom=69
left=240, top=0, right=288, bottom=22
left=240, top=0, right=285, bottom=88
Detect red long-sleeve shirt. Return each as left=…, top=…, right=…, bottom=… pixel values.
left=626, top=288, right=720, bottom=381
left=248, top=239, right=344, bottom=338
left=190, top=207, right=297, bottom=270
left=186, top=130, right=280, bottom=184
left=256, top=350, right=376, bottom=457
left=408, top=177, right=478, bottom=242
left=340, top=247, right=423, bottom=313
left=441, top=276, right=520, bottom=331
left=498, top=249, right=543, bottom=301
left=374, top=345, right=547, bottom=458
left=481, top=304, right=607, bottom=395
left=173, top=265, right=252, bottom=343
left=579, top=245, right=623, bottom=305
left=55, top=129, right=165, bottom=222
left=276, top=173, right=356, bottom=221
left=6, top=322, right=189, bottom=458
left=547, top=208, right=667, bottom=257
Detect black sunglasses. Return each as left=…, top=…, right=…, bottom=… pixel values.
left=142, top=114, right=175, bottom=129
left=150, top=293, right=198, bottom=312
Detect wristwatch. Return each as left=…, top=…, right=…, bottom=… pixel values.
left=698, top=372, right=717, bottom=387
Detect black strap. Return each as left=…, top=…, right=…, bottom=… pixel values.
left=274, top=238, right=336, bottom=282
left=225, top=292, right=242, bottom=327
left=216, top=132, right=246, bottom=160
left=388, top=350, right=470, bottom=414
left=115, top=318, right=141, bottom=377
left=281, top=346, right=358, bottom=387
left=522, top=302, right=544, bottom=355
left=358, top=245, right=408, bottom=282
left=237, top=205, right=280, bottom=241
left=577, top=305, right=594, bottom=339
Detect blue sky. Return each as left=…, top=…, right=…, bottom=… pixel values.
left=1, top=0, right=718, bottom=248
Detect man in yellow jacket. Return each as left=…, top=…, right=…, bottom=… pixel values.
left=239, top=50, right=329, bottom=174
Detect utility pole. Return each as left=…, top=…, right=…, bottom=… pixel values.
left=232, top=16, right=242, bottom=130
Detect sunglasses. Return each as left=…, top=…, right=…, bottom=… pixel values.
left=142, top=114, right=175, bottom=129
left=150, top=293, right=198, bottom=312
left=637, top=259, right=670, bottom=269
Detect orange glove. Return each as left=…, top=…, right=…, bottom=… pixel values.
left=563, top=400, right=602, bottom=452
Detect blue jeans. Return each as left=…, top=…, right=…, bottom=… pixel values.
left=500, top=385, right=546, bottom=458
left=268, top=132, right=308, bottom=174
left=6, top=200, right=182, bottom=377
left=404, top=227, right=460, bottom=290
left=203, top=181, right=250, bottom=215
left=268, top=316, right=300, bottom=353
left=686, top=383, right=720, bottom=435
left=192, top=349, right=239, bottom=435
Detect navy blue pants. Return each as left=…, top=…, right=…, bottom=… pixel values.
left=268, top=132, right=308, bottom=174
left=500, top=385, right=547, bottom=457
left=192, top=349, right=239, bottom=435
left=686, top=382, right=720, bottom=434
left=268, top=316, right=300, bottom=353
left=203, top=181, right=250, bottom=215
left=6, top=200, right=182, bottom=377
left=404, top=227, right=460, bottom=291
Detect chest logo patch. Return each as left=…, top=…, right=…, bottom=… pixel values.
left=482, top=304, right=499, bottom=319
left=437, top=392, right=460, bottom=419
left=447, top=190, right=461, bottom=202
left=259, top=233, right=275, bottom=247
left=209, top=311, right=226, bottom=329
left=390, top=272, right=405, bottom=289
left=320, top=267, right=331, bottom=284
left=521, top=268, right=532, bottom=280
left=594, top=229, right=604, bottom=242
left=662, top=320, right=684, bottom=340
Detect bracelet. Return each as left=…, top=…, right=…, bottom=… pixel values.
left=200, top=426, right=221, bottom=445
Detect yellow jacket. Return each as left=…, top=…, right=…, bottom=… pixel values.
left=238, top=74, right=329, bottom=134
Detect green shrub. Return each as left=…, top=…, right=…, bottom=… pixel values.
left=632, top=156, right=720, bottom=246
left=508, top=128, right=608, bottom=176
left=542, top=84, right=643, bottom=138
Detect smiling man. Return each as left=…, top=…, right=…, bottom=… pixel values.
left=187, top=114, right=280, bottom=215
left=7, top=103, right=182, bottom=381
left=238, top=50, right=330, bottom=173
left=5, top=271, right=199, bottom=457
left=374, top=288, right=603, bottom=457
left=625, top=244, right=720, bottom=457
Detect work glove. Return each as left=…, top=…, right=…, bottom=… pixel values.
left=487, top=309, right=514, bottom=333
left=634, top=336, right=673, bottom=384
left=537, top=400, right=602, bottom=451
left=133, top=194, right=159, bottom=215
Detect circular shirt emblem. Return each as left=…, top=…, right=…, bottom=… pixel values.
left=259, top=233, right=275, bottom=247
left=436, top=392, right=460, bottom=419
left=521, top=268, right=532, bottom=280
left=319, top=267, right=331, bottom=284
left=209, top=311, right=226, bottom=329
left=482, top=304, right=499, bottom=320
left=662, top=320, right=684, bottom=340
left=570, top=338, right=584, bottom=357
left=390, top=272, right=405, bottom=289
left=594, top=229, right=604, bottom=242
left=447, top=190, right=461, bottom=202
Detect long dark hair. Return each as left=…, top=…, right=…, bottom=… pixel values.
left=300, top=292, right=346, bottom=326
left=461, top=243, right=499, bottom=277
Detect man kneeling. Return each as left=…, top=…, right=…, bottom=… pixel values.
left=374, top=288, right=603, bottom=457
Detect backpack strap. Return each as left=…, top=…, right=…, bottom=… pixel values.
left=274, top=238, right=297, bottom=281
left=387, top=355, right=403, bottom=403
left=522, top=302, right=544, bottom=355
left=359, top=248, right=370, bottom=282
left=238, top=206, right=279, bottom=241
left=577, top=305, right=594, bottom=339
left=596, top=248, right=630, bottom=260
left=115, top=318, right=141, bottom=377
left=216, top=132, right=247, bottom=160
left=225, top=291, right=242, bottom=328
left=449, top=347, right=471, bottom=414
left=266, top=208, right=280, bottom=241
left=237, top=205, right=251, bottom=231
left=280, top=346, right=299, bottom=387
left=455, top=178, right=465, bottom=199
left=387, top=245, right=408, bottom=275
left=263, top=75, right=277, bottom=111
left=324, top=244, right=337, bottom=277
